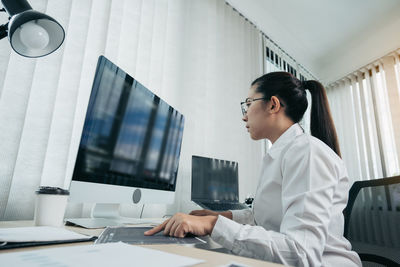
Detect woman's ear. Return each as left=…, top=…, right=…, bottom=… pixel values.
left=270, top=96, right=281, bottom=112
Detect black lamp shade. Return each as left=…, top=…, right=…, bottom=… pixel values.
left=8, top=10, right=65, bottom=58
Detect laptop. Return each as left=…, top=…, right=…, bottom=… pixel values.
left=191, top=155, right=248, bottom=211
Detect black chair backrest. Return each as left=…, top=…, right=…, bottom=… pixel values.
left=344, top=175, right=400, bottom=266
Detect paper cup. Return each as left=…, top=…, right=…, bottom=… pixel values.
left=34, top=186, right=69, bottom=227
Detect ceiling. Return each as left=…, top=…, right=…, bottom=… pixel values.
left=227, top=0, right=400, bottom=84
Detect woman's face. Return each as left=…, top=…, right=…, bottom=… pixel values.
left=242, top=86, right=271, bottom=140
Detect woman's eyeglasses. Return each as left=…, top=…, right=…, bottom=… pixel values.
left=240, top=97, right=266, bottom=116
left=240, top=97, right=285, bottom=116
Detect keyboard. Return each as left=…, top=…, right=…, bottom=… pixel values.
left=202, top=202, right=248, bottom=211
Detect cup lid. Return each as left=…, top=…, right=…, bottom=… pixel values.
left=36, top=186, right=70, bottom=195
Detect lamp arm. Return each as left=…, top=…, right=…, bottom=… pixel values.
left=0, top=23, right=8, bottom=40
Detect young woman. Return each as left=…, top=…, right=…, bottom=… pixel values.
left=145, top=72, right=362, bottom=266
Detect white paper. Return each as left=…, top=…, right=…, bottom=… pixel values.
left=0, top=242, right=204, bottom=267
left=0, top=226, right=92, bottom=242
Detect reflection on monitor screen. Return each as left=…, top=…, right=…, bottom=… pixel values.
left=68, top=56, right=185, bottom=226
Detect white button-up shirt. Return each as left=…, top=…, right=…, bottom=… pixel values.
left=211, top=124, right=361, bottom=267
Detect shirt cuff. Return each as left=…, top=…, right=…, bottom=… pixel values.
left=210, top=215, right=242, bottom=251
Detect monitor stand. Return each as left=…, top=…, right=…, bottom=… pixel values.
left=65, top=203, right=165, bottom=229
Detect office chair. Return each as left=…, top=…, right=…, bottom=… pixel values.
left=343, top=175, right=400, bottom=267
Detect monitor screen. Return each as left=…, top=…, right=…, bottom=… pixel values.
left=191, top=156, right=239, bottom=202
left=72, top=56, right=185, bottom=193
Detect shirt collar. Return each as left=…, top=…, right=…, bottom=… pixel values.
left=267, top=123, right=304, bottom=159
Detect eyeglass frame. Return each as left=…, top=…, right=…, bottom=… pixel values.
left=240, top=97, right=285, bottom=116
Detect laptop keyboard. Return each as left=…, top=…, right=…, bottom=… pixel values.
left=204, top=202, right=248, bottom=211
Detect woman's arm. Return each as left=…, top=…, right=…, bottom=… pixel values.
left=144, top=209, right=251, bottom=237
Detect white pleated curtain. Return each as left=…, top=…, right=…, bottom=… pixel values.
left=0, top=0, right=262, bottom=220
left=326, top=52, right=400, bottom=183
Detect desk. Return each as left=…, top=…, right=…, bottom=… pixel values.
left=0, top=220, right=282, bottom=267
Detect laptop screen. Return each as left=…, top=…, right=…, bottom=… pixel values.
left=191, top=155, right=239, bottom=203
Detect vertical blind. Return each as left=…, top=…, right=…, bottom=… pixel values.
left=327, top=52, right=400, bottom=183
left=0, top=0, right=262, bottom=220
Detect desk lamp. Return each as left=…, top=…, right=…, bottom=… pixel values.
left=0, top=0, right=65, bottom=58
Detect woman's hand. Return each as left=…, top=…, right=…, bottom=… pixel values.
left=144, top=213, right=217, bottom=238
left=190, top=209, right=233, bottom=219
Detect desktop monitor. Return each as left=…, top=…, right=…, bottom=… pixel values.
left=68, top=56, right=184, bottom=225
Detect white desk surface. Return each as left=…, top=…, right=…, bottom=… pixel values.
left=0, top=220, right=283, bottom=267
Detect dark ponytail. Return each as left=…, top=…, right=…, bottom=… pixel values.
left=302, top=80, right=341, bottom=157
left=252, top=72, right=341, bottom=157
